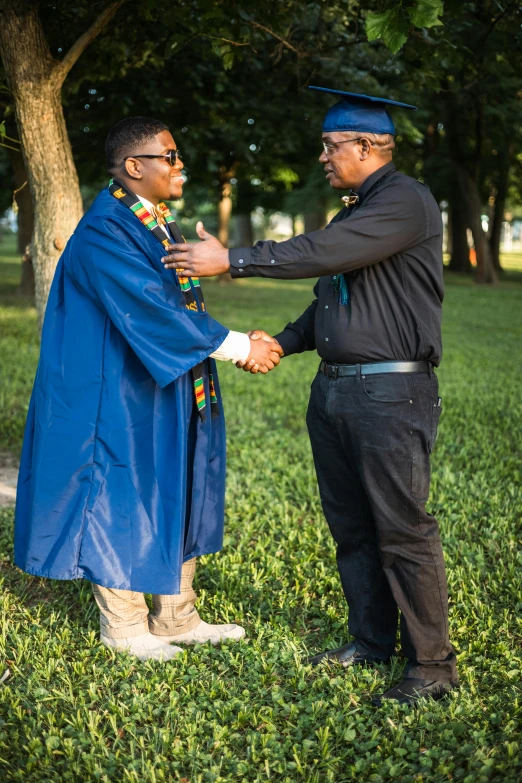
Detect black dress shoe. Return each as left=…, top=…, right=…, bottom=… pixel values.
left=372, top=677, right=458, bottom=707
left=307, top=641, right=389, bottom=668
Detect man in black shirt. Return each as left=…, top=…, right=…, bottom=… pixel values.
left=162, top=87, right=458, bottom=706
left=254, top=159, right=444, bottom=367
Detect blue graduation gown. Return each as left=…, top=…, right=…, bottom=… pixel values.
left=14, top=189, right=229, bottom=594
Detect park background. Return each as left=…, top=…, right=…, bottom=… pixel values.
left=0, top=1, right=521, bottom=781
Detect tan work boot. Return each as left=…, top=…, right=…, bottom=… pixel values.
left=156, top=620, right=245, bottom=646
left=101, top=632, right=183, bottom=661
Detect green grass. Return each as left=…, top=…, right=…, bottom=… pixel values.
left=0, top=231, right=521, bottom=782
left=0, top=234, right=39, bottom=452
left=498, top=251, right=522, bottom=272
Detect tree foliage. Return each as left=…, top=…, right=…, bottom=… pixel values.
left=55, top=0, right=446, bottom=235
left=2, top=0, right=521, bottom=308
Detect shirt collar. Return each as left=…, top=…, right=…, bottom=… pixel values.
left=357, top=161, right=395, bottom=201
left=136, top=194, right=171, bottom=234
left=136, top=194, right=157, bottom=214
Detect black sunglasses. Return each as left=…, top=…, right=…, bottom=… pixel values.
left=124, top=149, right=182, bottom=166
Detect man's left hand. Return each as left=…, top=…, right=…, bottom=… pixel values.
left=161, top=221, right=230, bottom=277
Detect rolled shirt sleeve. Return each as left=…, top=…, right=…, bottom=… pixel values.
left=210, top=330, right=250, bottom=363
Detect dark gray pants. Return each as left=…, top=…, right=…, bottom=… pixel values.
left=306, top=368, right=457, bottom=681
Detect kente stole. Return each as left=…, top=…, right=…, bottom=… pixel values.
left=109, top=178, right=218, bottom=419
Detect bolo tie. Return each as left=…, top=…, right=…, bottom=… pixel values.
left=332, top=191, right=359, bottom=305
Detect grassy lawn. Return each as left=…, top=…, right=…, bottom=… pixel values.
left=0, top=232, right=521, bottom=782
left=497, top=251, right=522, bottom=272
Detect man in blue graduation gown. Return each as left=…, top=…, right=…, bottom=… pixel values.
left=14, top=116, right=282, bottom=662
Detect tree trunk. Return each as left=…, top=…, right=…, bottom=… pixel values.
left=19, top=248, right=35, bottom=298
left=457, top=167, right=497, bottom=284
left=7, top=145, right=35, bottom=296
left=489, top=146, right=512, bottom=274
left=0, top=3, right=82, bottom=327
left=0, top=0, right=124, bottom=328
left=304, top=209, right=326, bottom=233
left=235, top=213, right=253, bottom=247
left=216, top=170, right=234, bottom=283
left=7, top=147, right=33, bottom=255
left=448, top=201, right=471, bottom=273
left=217, top=176, right=233, bottom=247
left=444, top=92, right=494, bottom=282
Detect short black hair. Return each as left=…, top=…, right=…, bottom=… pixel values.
left=105, top=117, right=169, bottom=172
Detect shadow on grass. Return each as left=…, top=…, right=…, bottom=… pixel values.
left=443, top=268, right=522, bottom=287
left=0, top=559, right=99, bottom=623
left=0, top=506, right=99, bottom=629
left=0, top=292, right=36, bottom=310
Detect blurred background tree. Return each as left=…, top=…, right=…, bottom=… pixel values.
left=1, top=0, right=521, bottom=325
left=392, top=0, right=522, bottom=283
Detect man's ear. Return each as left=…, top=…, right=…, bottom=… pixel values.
left=124, top=157, right=142, bottom=180
left=359, top=139, right=372, bottom=161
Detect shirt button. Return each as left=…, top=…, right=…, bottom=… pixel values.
left=325, top=337, right=329, bottom=342
left=325, top=305, right=329, bottom=309
left=270, top=259, right=275, bottom=264
left=238, top=259, right=244, bottom=264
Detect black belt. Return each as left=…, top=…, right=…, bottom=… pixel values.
left=319, top=360, right=431, bottom=379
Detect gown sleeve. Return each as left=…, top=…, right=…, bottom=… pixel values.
left=78, top=216, right=229, bottom=388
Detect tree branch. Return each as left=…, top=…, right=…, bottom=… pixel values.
left=200, top=34, right=251, bottom=48
left=482, top=0, right=520, bottom=44
left=248, top=21, right=302, bottom=56
left=52, top=0, right=127, bottom=87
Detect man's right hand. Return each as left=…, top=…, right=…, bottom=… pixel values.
left=238, top=331, right=284, bottom=374
left=240, top=334, right=283, bottom=374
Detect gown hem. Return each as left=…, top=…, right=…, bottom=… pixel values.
left=15, top=544, right=224, bottom=594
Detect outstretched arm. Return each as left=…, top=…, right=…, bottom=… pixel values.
left=161, top=186, right=429, bottom=280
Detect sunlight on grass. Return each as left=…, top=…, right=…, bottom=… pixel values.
left=0, top=233, right=521, bottom=781
left=500, top=251, right=522, bottom=271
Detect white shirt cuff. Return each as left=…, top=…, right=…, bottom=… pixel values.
left=210, top=330, right=250, bottom=363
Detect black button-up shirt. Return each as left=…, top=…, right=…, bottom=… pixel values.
left=229, top=162, right=444, bottom=366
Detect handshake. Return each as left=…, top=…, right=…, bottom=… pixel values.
left=238, top=330, right=283, bottom=374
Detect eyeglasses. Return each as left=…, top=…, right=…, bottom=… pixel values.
left=322, top=138, right=375, bottom=154
left=124, top=149, right=182, bottom=166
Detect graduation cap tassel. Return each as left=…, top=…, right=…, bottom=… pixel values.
left=331, top=274, right=349, bottom=305
left=338, top=274, right=349, bottom=306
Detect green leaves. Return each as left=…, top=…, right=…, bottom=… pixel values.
left=366, top=8, right=409, bottom=54
left=210, top=39, right=235, bottom=70
left=0, top=120, right=21, bottom=152
left=409, top=0, right=444, bottom=29
left=366, top=1, right=444, bottom=54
